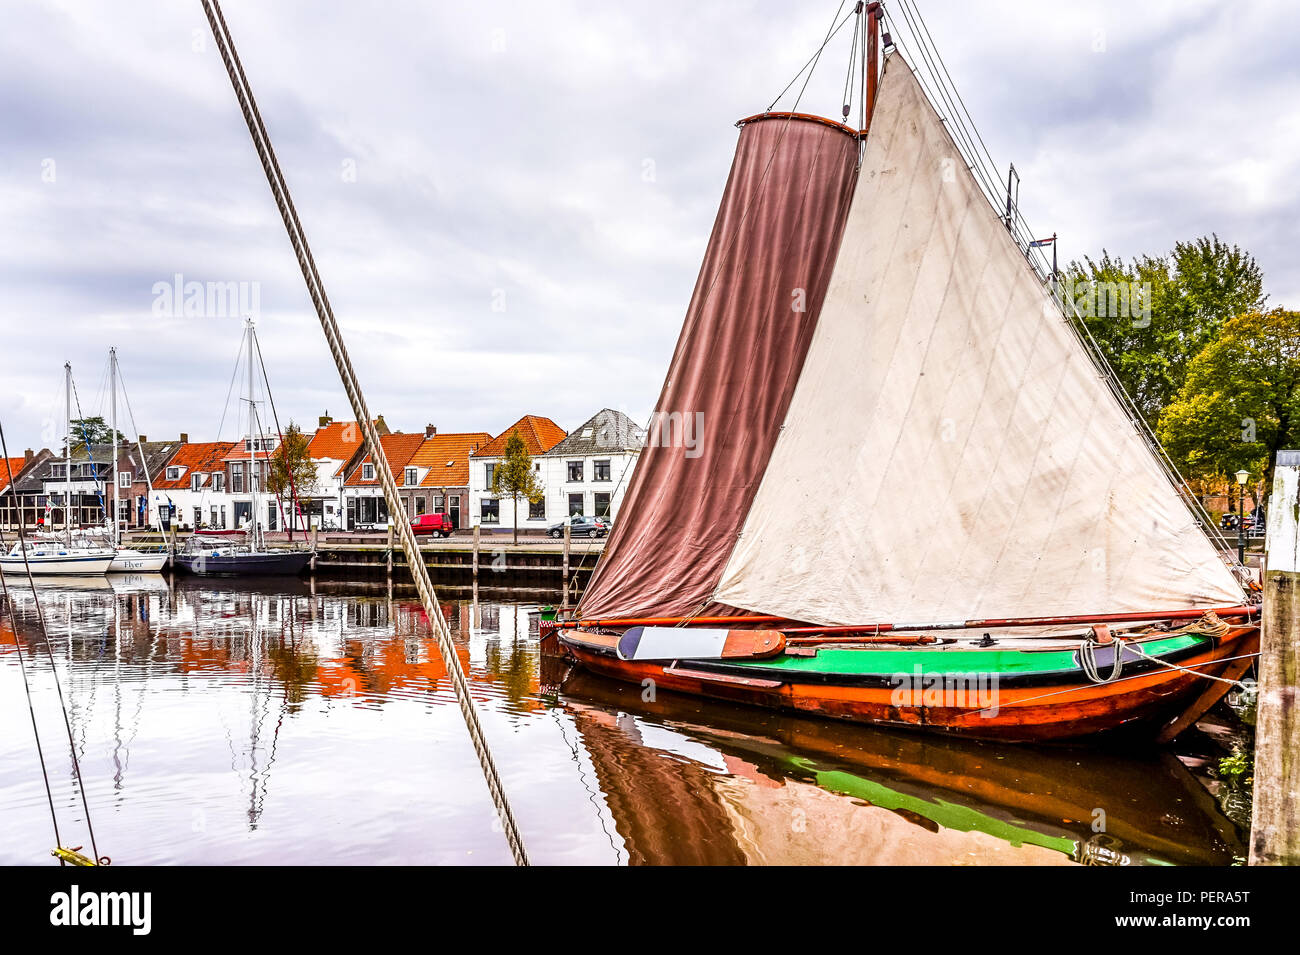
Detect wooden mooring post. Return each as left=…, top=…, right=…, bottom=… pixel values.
left=385, top=522, right=393, bottom=579
left=1250, top=449, right=1300, bottom=865
left=310, top=525, right=319, bottom=573
left=562, top=521, right=572, bottom=612
left=472, top=524, right=481, bottom=629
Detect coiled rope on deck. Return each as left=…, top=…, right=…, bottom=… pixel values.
left=199, top=0, right=528, bottom=865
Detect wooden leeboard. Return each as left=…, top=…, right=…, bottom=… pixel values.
left=617, top=627, right=786, bottom=661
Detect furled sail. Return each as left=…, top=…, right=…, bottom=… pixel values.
left=577, top=114, right=861, bottom=620
left=712, top=54, right=1245, bottom=625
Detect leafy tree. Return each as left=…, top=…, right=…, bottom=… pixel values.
left=490, top=430, right=544, bottom=545
left=1158, top=309, right=1300, bottom=494
left=266, top=421, right=318, bottom=539
left=68, top=416, right=125, bottom=448
left=1065, top=235, right=1265, bottom=426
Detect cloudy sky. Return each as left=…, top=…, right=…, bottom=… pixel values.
left=2, top=0, right=1297, bottom=455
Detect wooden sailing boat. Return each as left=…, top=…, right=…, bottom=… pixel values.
left=543, top=5, right=1260, bottom=742
left=172, top=320, right=311, bottom=577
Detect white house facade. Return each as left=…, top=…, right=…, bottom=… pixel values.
left=469, top=409, right=643, bottom=534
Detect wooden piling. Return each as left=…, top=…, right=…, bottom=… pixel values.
left=562, top=521, right=571, bottom=611
left=385, top=522, right=393, bottom=579
left=310, top=525, right=319, bottom=573
left=472, top=524, right=481, bottom=629
left=1250, top=449, right=1300, bottom=866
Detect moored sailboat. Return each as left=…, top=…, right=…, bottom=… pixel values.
left=544, top=5, right=1260, bottom=742
left=170, top=320, right=311, bottom=578
left=0, top=363, right=114, bottom=576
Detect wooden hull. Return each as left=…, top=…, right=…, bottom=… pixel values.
left=553, top=622, right=1259, bottom=743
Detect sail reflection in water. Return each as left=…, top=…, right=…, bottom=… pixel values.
left=0, top=579, right=1243, bottom=865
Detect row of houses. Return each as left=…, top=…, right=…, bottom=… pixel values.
left=0, top=408, right=644, bottom=535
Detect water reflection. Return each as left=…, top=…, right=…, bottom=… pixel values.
left=0, top=577, right=1245, bottom=865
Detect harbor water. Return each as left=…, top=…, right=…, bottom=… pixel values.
left=0, top=577, right=1247, bottom=865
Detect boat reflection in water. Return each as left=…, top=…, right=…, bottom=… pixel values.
left=0, top=578, right=1244, bottom=865
left=553, top=672, right=1244, bottom=866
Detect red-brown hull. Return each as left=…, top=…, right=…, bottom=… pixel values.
left=553, top=625, right=1259, bottom=743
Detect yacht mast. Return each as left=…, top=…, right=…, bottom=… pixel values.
left=247, top=319, right=258, bottom=549
left=110, top=347, right=119, bottom=547
left=64, top=361, right=72, bottom=546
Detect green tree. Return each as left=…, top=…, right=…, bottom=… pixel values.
left=68, top=416, right=125, bottom=447
left=1157, top=309, right=1300, bottom=494
left=1065, top=235, right=1266, bottom=426
left=490, top=430, right=544, bottom=545
left=266, top=421, right=318, bottom=540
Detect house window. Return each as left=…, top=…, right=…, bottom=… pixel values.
left=594, top=492, right=611, bottom=518
left=484, top=463, right=496, bottom=487
left=568, top=493, right=584, bottom=516
left=166, top=466, right=181, bottom=482
left=220, top=505, right=227, bottom=527
left=404, top=467, right=418, bottom=486
left=567, top=461, right=584, bottom=482
left=210, top=506, right=218, bottom=527
left=362, top=463, right=375, bottom=481
left=193, top=507, right=202, bottom=528
left=231, top=462, right=244, bottom=493
left=529, top=498, right=545, bottom=520
left=191, top=473, right=203, bottom=491
left=594, top=460, right=611, bottom=482
left=480, top=498, right=500, bottom=524
left=119, top=471, right=133, bottom=488
left=213, top=473, right=224, bottom=492
left=415, top=496, right=425, bottom=516
left=433, top=495, right=445, bottom=512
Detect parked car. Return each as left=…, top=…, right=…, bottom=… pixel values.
left=411, top=513, right=455, bottom=537
left=548, top=516, right=608, bottom=539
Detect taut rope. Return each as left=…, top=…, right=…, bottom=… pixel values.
left=199, top=0, right=528, bottom=865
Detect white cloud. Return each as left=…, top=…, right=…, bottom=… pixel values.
left=1, top=0, right=1295, bottom=453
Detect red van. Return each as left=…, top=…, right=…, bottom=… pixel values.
left=411, top=513, right=455, bottom=537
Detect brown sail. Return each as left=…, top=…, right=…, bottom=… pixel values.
left=577, top=114, right=860, bottom=620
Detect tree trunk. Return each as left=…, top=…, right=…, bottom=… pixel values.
left=513, top=495, right=519, bottom=546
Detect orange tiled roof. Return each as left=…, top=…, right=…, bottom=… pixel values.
left=344, top=433, right=427, bottom=487
left=154, top=442, right=238, bottom=490
left=406, top=432, right=491, bottom=488
left=308, top=420, right=376, bottom=460
left=473, top=415, right=566, bottom=458
left=0, top=457, right=27, bottom=494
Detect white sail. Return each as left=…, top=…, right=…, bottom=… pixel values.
left=713, top=54, right=1245, bottom=626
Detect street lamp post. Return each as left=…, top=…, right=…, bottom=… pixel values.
left=1235, top=469, right=1250, bottom=565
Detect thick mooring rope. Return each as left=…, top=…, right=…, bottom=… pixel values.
left=199, top=0, right=529, bottom=865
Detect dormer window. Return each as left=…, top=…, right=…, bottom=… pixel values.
left=404, top=467, right=418, bottom=486
left=119, top=471, right=133, bottom=488
left=191, top=473, right=203, bottom=491
left=213, top=473, right=225, bottom=492
left=363, top=463, right=375, bottom=481
left=166, top=466, right=182, bottom=482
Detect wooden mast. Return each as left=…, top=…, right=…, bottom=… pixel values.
left=865, top=2, right=882, bottom=128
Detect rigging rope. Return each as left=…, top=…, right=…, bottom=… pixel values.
left=0, top=427, right=107, bottom=865
left=199, top=0, right=528, bottom=864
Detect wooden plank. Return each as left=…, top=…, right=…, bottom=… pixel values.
left=1251, top=450, right=1300, bottom=865
left=618, top=626, right=785, bottom=661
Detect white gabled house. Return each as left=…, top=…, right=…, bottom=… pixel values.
left=468, top=409, right=643, bottom=534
